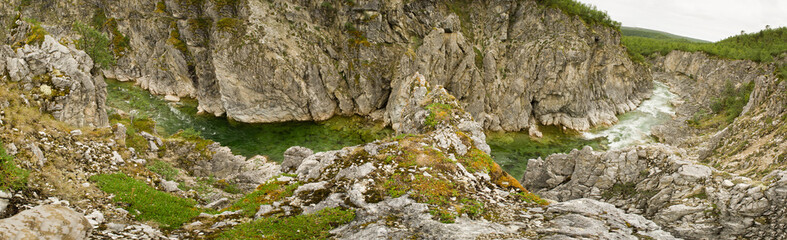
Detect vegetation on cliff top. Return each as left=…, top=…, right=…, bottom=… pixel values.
left=621, top=26, right=709, bottom=43
left=623, top=27, right=787, bottom=63
left=537, top=0, right=621, bottom=31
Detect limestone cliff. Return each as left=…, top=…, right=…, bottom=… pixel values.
left=1, top=22, right=108, bottom=127
left=2, top=0, right=650, bottom=132
left=651, top=51, right=785, bottom=177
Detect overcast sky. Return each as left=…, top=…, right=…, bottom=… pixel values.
left=577, top=0, right=787, bottom=42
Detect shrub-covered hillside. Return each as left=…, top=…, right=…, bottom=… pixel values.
left=623, top=26, right=787, bottom=63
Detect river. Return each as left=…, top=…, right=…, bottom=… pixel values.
left=583, top=81, right=677, bottom=149
left=106, top=79, right=675, bottom=180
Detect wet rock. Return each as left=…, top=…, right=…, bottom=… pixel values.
left=0, top=204, right=91, bottom=239
left=164, top=95, right=180, bottom=102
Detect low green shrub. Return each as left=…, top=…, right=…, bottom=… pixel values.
left=217, top=207, right=355, bottom=240
left=90, top=173, right=200, bottom=229
left=0, top=142, right=28, bottom=191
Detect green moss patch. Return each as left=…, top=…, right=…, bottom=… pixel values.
left=24, top=20, right=48, bottom=46
left=225, top=180, right=301, bottom=217
left=217, top=207, right=355, bottom=240
left=0, top=142, right=29, bottom=191
left=90, top=173, right=200, bottom=229
left=147, top=160, right=179, bottom=181
left=425, top=102, right=454, bottom=127
left=216, top=18, right=241, bottom=34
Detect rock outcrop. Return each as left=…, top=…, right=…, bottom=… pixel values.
left=0, top=204, right=91, bottom=240
left=1, top=23, right=108, bottom=127
left=651, top=51, right=786, bottom=178
left=189, top=75, right=674, bottom=239
left=524, top=144, right=787, bottom=239
left=2, top=0, right=650, bottom=132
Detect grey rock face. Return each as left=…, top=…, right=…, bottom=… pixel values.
left=523, top=144, right=787, bottom=239
left=542, top=198, right=678, bottom=240
left=281, top=146, right=314, bottom=173
left=191, top=145, right=281, bottom=191
left=0, top=204, right=91, bottom=240
left=2, top=0, right=649, bottom=132
left=1, top=31, right=108, bottom=127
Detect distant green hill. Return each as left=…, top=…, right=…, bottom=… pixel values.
left=621, top=26, right=709, bottom=43
left=622, top=26, right=787, bottom=63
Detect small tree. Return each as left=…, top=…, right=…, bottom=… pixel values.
left=73, top=21, right=115, bottom=69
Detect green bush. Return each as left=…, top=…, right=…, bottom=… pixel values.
left=709, top=80, right=755, bottom=124
left=73, top=21, right=115, bottom=69
left=24, top=20, right=48, bottom=46
left=90, top=173, right=200, bottom=229
left=0, top=142, right=28, bottom=191
left=147, top=160, right=179, bottom=181
left=217, top=207, right=355, bottom=239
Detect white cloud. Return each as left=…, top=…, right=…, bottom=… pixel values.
left=578, top=0, right=787, bottom=41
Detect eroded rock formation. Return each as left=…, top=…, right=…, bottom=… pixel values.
left=1, top=24, right=108, bottom=127
left=1, top=0, right=650, bottom=132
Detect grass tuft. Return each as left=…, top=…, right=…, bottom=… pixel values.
left=147, top=160, right=179, bottom=181
left=225, top=180, right=301, bottom=217
left=0, top=142, right=28, bottom=191
left=90, top=173, right=200, bottom=229
left=217, top=207, right=355, bottom=240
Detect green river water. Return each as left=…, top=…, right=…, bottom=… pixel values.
left=107, top=80, right=658, bottom=180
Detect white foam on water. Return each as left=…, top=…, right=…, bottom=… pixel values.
left=583, top=81, right=677, bottom=149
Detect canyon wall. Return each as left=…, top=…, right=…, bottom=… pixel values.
left=1, top=0, right=651, bottom=132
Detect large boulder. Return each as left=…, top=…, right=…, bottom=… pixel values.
left=281, top=146, right=314, bottom=173
left=0, top=204, right=91, bottom=240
